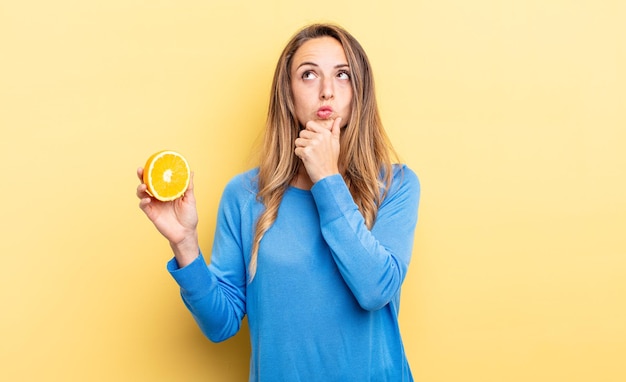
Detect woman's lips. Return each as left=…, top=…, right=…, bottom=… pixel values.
left=316, top=106, right=333, bottom=119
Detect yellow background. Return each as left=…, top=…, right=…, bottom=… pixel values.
left=1, top=1, right=624, bottom=381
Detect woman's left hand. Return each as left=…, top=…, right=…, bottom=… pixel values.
left=294, top=117, right=342, bottom=183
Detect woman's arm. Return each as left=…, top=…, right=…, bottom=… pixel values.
left=311, top=165, right=420, bottom=311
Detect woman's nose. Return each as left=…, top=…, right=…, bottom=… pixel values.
left=320, top=77, right=334, bottom=100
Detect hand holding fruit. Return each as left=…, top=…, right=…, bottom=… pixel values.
left=137, top=151, right=199, bottom=267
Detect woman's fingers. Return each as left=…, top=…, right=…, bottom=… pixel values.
left=136, top=167, right=155, bottom=215
left=136, top=167, right=150, bottom=198
left=187, top=172, right=195, bottom=193
left=136, top=180, right=150, bottom=198
left=137, top=167, right=144, bottom=181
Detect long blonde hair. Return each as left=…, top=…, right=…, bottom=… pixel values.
left=249, top=24, right=397, bottom=281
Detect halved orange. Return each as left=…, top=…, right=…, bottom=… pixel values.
left=143, top=150, right=190, bottom=201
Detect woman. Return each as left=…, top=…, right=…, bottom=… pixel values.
left=137, top=23, right=420, bottom=381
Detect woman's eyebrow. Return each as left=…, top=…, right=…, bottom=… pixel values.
left=296, top=62, right=350, bottom=69
left=296, top=61, right=318, bottom=69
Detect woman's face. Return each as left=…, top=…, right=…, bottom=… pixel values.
left=290, top=36, right=353, bottom=128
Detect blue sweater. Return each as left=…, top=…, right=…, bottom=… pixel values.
left=168, top=165, right=420, bottom=381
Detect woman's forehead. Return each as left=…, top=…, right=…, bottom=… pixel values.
left=291, top=37, right=347, bottom=69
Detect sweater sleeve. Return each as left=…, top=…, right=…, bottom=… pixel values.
left=310, top=165, right=420, bottom=311
left=167, top=176, right=250, bottom=342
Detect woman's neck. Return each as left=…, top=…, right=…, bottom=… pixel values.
left=290, top=166, right=314, bottom=190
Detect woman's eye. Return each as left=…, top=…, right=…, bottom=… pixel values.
left=302, top=71, right=317, bottom=80
left=337, top=71, right=351, bottom=80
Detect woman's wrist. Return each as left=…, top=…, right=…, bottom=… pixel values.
left=170, top=233, right=200, bottom=268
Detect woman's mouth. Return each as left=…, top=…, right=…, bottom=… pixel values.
left=316, top=106, right=334, bottom=119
